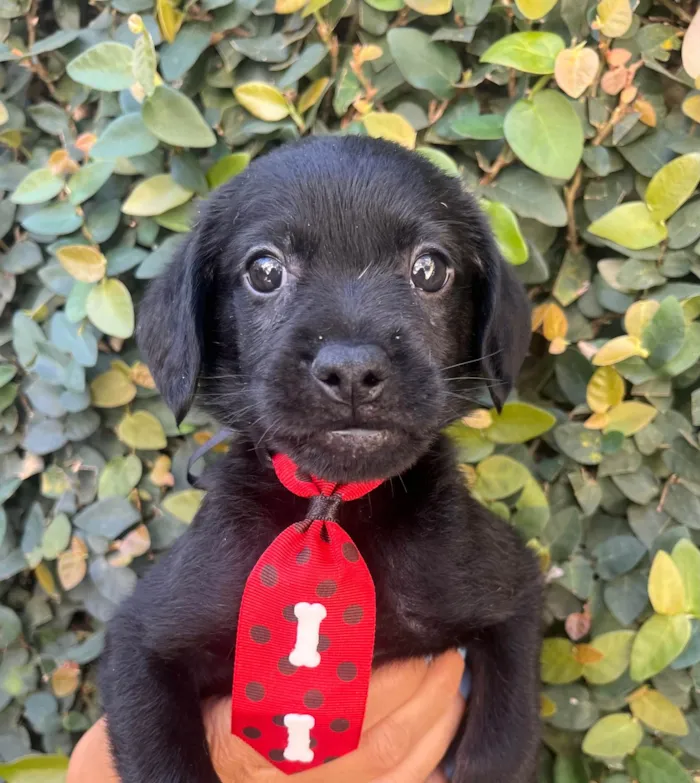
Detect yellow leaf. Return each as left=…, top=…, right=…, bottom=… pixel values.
left=592, top=335, right=649, bottom=365
left=362, top=112, right=417, bottom=150
left=162, top=489, right=206, bottom=523
left=584, top=411, right=609, bottom=430
left=116, top=411, right=167, bottom=450
left=645, top=153, right=700, bottom=223
left=298, top=78, right=330, bottom=114
left=355, top=45, right=383, bottom=65
left=51, top=661, right=81, bottom=698
left=586, top=366, right=625, bottom=414
left=624, top=300, right=660, bottom=338
left=672, top=539, right=700, bottom=616
left=515, top=0, right=558, bottom=18
left=56, top=245, right=107, bottom=283
left=542, top=303, right=568, bottom=341
left=540, top=694, right=557, bottom=718
left=122, top=174, right=193, bottom=217
left=634, top=98, right=657, bottom=127
left=193, top=430, right=230, bottom=453
left=275, top=0, right=306, bottom=11
left=0, top=100, right=8, bottom=126
left=156, top=0, right=184, bottom=44
left=554, top=45, right=599, bottom=98
left=35, top=562, right=58, bottom=599
left=405, top=0, right=451, bottom=14
left=531, top=303, right=547, bottom=331
left=549, top=336, right=569, bottom=355
left=90, top=369, right=137, bottom=408
left=604, top=401, right=657, bottom=436
left=461, top=409, right=493, bottom=429
left=628, top=686, right=688, bottom=736
left=682, top=93, right=700, bottom=124
left=57, top=550, right=87, bottom=591
left=648, top=550, right=686, bottom=616
left=48, top=148, right=79, bottom=175
left=682, top=7, right=700, bottom=79
left=234, top=82, right=290, bottom=122
left=595, top=0, right=633, bottom=38
left=0, top=130, right=23, bottom=149
left=573, top=644, right=605, bottom=665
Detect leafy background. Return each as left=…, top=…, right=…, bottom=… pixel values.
left=0, top=0, right=700, bottom=779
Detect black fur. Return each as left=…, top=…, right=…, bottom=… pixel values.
left=100, top=136, right=541, bottom=783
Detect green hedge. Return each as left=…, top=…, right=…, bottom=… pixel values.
left=1, top=0, right=700, bottom=779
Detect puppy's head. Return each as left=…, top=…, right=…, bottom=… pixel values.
left=138, top=137, right=530, bottom=481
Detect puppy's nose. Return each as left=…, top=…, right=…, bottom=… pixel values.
left=311, top=343, right=389, bottom=405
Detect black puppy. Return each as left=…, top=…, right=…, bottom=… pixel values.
left=100, top=136, right=542, bottom=783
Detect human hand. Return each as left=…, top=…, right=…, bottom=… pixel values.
left=67, top=650, right=465, bottom=783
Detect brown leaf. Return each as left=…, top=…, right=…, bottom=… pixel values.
left=634, top=98, right=656, bottom=127
left=606, top=48, right=631, bottom=67
left=620, top=85, right=637, bottom=104
left=51, top=661, right=81, bottom=698
left=57, top=550, right=87, bottom=591
left=150, top=455, right=175, bottom=487
left=554, top=46, right=600, bottom=99
left=565, top=606, right=591, bottom=641
left=601, top=67, right=627, bottom=96
left=682, top=7, right=700, bottom=79
left=573, top=643, right=605, bottom=665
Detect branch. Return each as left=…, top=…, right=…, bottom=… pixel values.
left=479, top=144, right=513, bottom=186
left=656, top=0, right=693, bottom=24
left=565, top=166, right=583, bottom=252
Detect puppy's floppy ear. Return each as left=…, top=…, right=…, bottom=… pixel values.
left=473, top=236, right=531, bottom=411
left=137, top=222, right=214, bottom=423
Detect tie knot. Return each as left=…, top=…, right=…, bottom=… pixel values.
left=272, top=454, right=383, bottom=502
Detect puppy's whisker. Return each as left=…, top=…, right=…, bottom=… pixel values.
left=441, top=350, right=503, bottom=372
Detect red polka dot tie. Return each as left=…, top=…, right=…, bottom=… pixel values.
left=231, top=454, right=382, bottom=772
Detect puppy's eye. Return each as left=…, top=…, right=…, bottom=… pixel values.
left=246, top=256, right=286, bottom=294
left=411, top=253, right=449, bottom=293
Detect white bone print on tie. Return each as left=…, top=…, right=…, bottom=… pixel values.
left=283, top=714, right=315, bottom=763
left=289, top=602, right=327, bottom=668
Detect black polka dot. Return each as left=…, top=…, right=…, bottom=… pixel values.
left=296, top=470, right=312, bottom=483
left=337, top=662, right=357, bottom=682
left=343, top=605, right=363, bottom=625
left=317, top=580, right=337, bottom=598
left=278, top=656, right=297, bottom=676
left=273, top=715, right=285, bottom=727
left=310, top=737, right=318, bottom=749
left=331, top=718, right=349, bottom=733
left=342, top=542, right=359, bottom=562
left=245, top=682, right=265, bottom=702
left=269, top=749, right=285, bottom=762
left=296, top=547, right=311, bottom=564
left=250, top=625, right=271, bottom=644
left=318, top=634, right=331, bottom=652
left=243, top=726, right=261, bottom=739
left=304, top=689, right=324, bottom=709
left=283, top=604, right=298, bottom=623
left=260, top=564, right=278, bottom=587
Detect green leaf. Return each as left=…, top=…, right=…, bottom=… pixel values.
left=541, top=638, right=583, bottom=684
left=133, top=28, right=157, bottom=97
left=0, top=606, right=22, bottom=647
left=630, top=613, right=692, bottom=682
left=416, top=147, right=460, bottom=177
left=116, top=410, right=167, bottom=450
left=582, top=713, right=642, bottom=759
left=583, top=630, right=635, bottom=685
left=67, top=161, right=114, bottom=205
left=672, top=539, right=700, bottom=616
left=588, top=202, right=668, bottom=251
left=11, top=168, right=64, bottom=205
left=20, top=202, right=83, bottom=235
left=91, top=113, right=159, bottom=159
left=90, top=369, right=137, bottom=408
left=480, top=200, right=529, bottom=265
left=642, top=295, right=686, bottom=367
left=122, top=174, right=193, bottom=217
left=142, top=85, right=216, bottom=148
left=0, top=754, right=69, bottom=783
left=66, top=42, right=135, bottom=91
left=474, top=454, right=531, bottom=500
left=98, top=454, right=143, bottom=500
left=645, top=153, right=700, bottom=223
left=387, top=28, right=461, bottom=100
left=57, top=245, right=106, bottom=283
left=86, top=279, right=135, bottom=339
left=633, top=746, right=693, bottom=783
left=594, top=535, right=646, bottom=580
left=162, top=489, right=206, bottom=522
left=481, top=31, right=565, bottom=74
left=485, top=402, right=555, bottom=443
left=504, top=91, right=583, bottom=180
left=206, top=153, right=250, bottom=189
left=41, top=513, right=71, bottom=560
left=648, top=550, right=686, bottom=615
left=554, top=423, right=603, bottom=465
